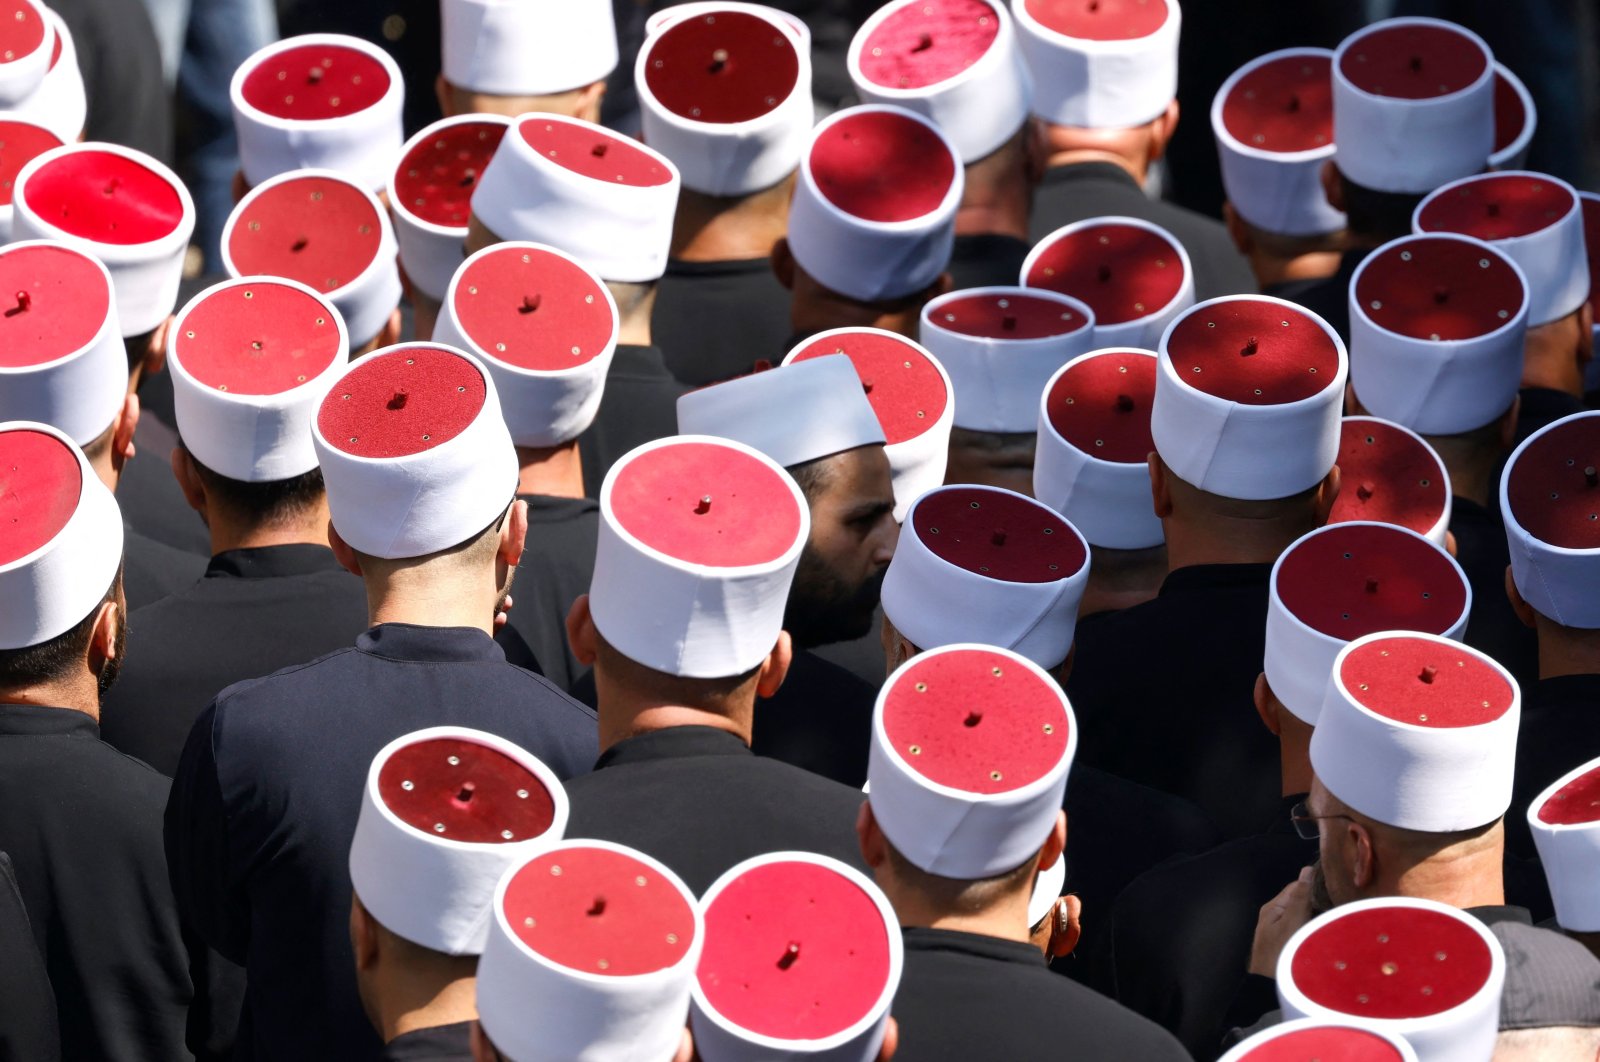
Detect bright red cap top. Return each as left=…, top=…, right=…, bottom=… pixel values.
left=883, top=646, right=1069, bottom=793
left=1417, top=173, right=1576, bottom=242
left=1235, top=1026, right=1409, bottom=1062
left=789, top=331, right=949, bottom=443
left=1290, top=905, right=1493, bottom=1018
left=22, top=148, right=184, bottom=245
left=645, top=9, right=800, bottom=123
left=1493, top=71, right=1526, bottom=155
left=1356, top=237, right=1523, bottom=340
left=1339, top=635, right=1513, bottom=728
left=318, top=346, right=487, bottom=459
left=1021, top=0, right=1168, bottom=41
left=1338, top=22, right=1488, bottom=100
left=1166, top=299, right=1340, bottom=404
left=503, top=845, right=696, bottom=976
left=377, top=736, right=556, bottom=843
left=0, top=427, right=79, bottom=566
left=0, top=121, right=61, bottom=207
left=239, top=41, right=391, bottom=120
left=1330, top=419, right=1448, bottom=536
left=451, top=247, right=612, bottom=371
left=857, top=0, right=1001, bottom=90
left=1582, top=196, right=1600, bottom=323
left=0, top=1, right=46, bottom=65
left=227, top=175, right=385, bottom=294
left=517, top=117, right=674, bottom=188
left=700, top=859, right=892, bottom=1038
left=807, top=109, right=956, bottom=223
left=1024, top=222, right=1187, bottom=325
left=393, top=120, right=507, bottom=228
left=1537, top=763, right=1600, bottom=826
left=1275, top=524, right=1466, bottom=640
left=911, top=487, right=1086, bottom=583
left=1505, top=414, right=1600, bottom=550
left=0, top=243, right=109, bottom=367
left=1043, top=349, right=1156, bottom=463
left=1222, top=53, right=1334, bottom=153
left=928, top=289, right=1089, bottom=340
left=175, top=281, right=342, bottom=396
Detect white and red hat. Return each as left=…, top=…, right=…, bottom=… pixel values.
left=476, top=840, right=701, bottom=1062
left=1500, top=411, right=1600, bottom=629
left=1021, top=216, right=1195, bottom=349
left=1212, top=48, right=1345, bottom=238
left=590, top=435, right=809, bottom=678
left=1584, top=192, right=1600, bottom=362
left=221, top=169, right=402, bottom=349
left=1331, top=417, right=1452, bottom=546
left=786, top=104, right=963, bottom=302
left=12, top=142, right=195, bottom=337
left=638, top=4, right=813, bottom=196
left=880, top=485, right=1090, bottom=668
left=0, top=421, right=121, bottom=649
left=0, top=118, right=58, bottom=241
left=869, top=643, right=1075, bottom=877
left=1265, top=522, right=1470, bottom=726
left=918, top=286, right=1096, bottom=433
left=0, top=0, right=53, bottom=111
left=471, top=113, right=680, bottom=284
left=1218, top=1019, right=1419, bottom=1062
left=348, top=726, right=568, bottom=955
left=1347, top=233, right=1528, bottom=436
left=167, top=277, right=349, bottom=482
left=692, top=853, right=901, bottom=1062
left=784, top=328, right=954, bottom=520
left=0, top=241, right=123, bottom=444
left=0, top=7, right=83, bottom=143
left=1275, top=897, right=1505, bottom=1061
left=1027, top=853, right=1066, bottom=927
left=1415, top=171, right=1589, bottom=326
left=440, top=0, right=617, bottom=98
left=1527, top=756, right=1600, bottom=933
left=312, top=343, right=519, bottom=559
left=1311, top=631, right=1520, bottom=832
left=1489, top=64, right=1535, bottom=171
left=848, top=0, right=1031, bottom=163
left=675, top=355, right=887, bottom=469
left=1152, top=295, right=1347, bottom=501
left=387, top=114, right=510, bottom=303
left=433, top=242, right=618, bottom=448
left=1033, top=347, right=1161, bottom=549
left=230, top=34, right=404, bottom=192
left=1011, top=0, right=1180, bottom=128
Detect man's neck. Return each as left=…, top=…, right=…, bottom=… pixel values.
left=670, top=187, right=790, bottom=263
left=592, top=672, right=753, bottom=752
left=884, top=883, right=1034, bottom=946
left=1535, top=618, right=1600, bottom=681
left=1043, top=149, right=1145, bottom=185
left=954, top=189, right=1031, bottom=242
left=0, top=676, right=100, bottom=722
left=204, top=506, right=334, bottom=558
left=1383, top=844, right=1507, bottom=911
left=366, top=574, right=499, bottom=635
left=379, top=974, right=478, bottom=1045
left=1430, top=443, right=1501, bottom=508
left=1251, top=249, right=1345, bottom=291
left=1161, top=516, right=1315, bottom=572
left=517, top=443, right=584, bottom=500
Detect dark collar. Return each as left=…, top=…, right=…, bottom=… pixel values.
left=518, top=493, right=600, bottom=522
left=593, top=725, right=751, bottom=771
left=356, top=624, right=506, bottom=665
left=379, top=1020, right=473, bottom=1061
left=901, top=926, right=1047, bottom=969
left=613, top=344, right=669, bottom=370
left=1535, top=673, right=1600, bottom=704
left=206, top=543, right=345, bottom=580
left=1041, top=159, right=1139, bottom=192
left=1158, top=563, right=1273, bottom=597
left=665, top=256, right=771, bottom=278
left=0, top=702, right=99, bottom=739
left=1468, top=905, right=1532, bottom=928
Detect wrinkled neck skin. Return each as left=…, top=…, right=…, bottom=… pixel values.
left=516, top=442, right=584, bottom=500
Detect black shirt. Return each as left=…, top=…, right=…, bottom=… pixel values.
left=947, top=233, right=1032, bottom=292
left=749, top=648, right=880, bottom=785
left=496, top=495, right=599, bottom=694
left=0, top=851, right=59, bottom=1062
left=577, top=344, right=690, bottom=498
left=120, top=382, right=215, bottom=556
left=1509, top=674, right=1600, bottom=860
left=380, top=1021, right=473, bottom=1061
left=1270, top=248, right=1368, bottom=343
left=1451, top=496, right=1538, bottom=690
left=652, top=257, right=793, bottom=386
left=124, top=524, right=207, bottom=610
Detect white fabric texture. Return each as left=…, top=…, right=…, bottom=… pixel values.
left=1501, top=412, right=1600, bottom=630
left=0, top=2, right=51, bottom=107
left=1528, top=757, right=1600, bottom=932
left=1488, top=64, right=1535, bottom=171
left=441, top=0, right=617, bottom=96
left=388, top=114, right=512, bottom=303
left=1011, top=0, right=1180, bottom=128
left=0, top=9, right=87, bottom=142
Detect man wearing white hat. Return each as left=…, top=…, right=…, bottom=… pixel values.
left=437, top=0, right=615, bottom=123
left=1528, top=756, right=1600, bottom=964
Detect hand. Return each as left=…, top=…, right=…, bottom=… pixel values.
left=1248, top=866, right=1315, bottom=977
left=494, top=594, right=514, bottom=630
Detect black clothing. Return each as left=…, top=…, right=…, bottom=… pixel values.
left=124, top=524, right=207, bottom=610
left=892, top=928, right=1191, bottom=1062
left=1509, top=674, right=1600, bottom=859
left=577, top=344, right=689, bottom=498
left=947, top=233, right=1031, bottom=292
left=1516, top=386, right=1586, bottom=444
left=810, top=605, right=891, bottom=687
left=380, top=1022, right=473, bottom=1061
left=123, top=376, right=215, bottom=556
left=1450, top=497, right=1538, bottom=690
left=45, top=0, right=172, bottom=161
left=653, top=257, right=793, bottom=386
left=496, top=494, right=599, bottom=694
left=749, top=649, right=880, bottom=785
left=102, top=545, right=370, bottom=775
left=0, top=852, right=60, bottom=1062
left=166, top=623, right=598, bottom=1062
left=1271, top=248, right=1368, bottom=342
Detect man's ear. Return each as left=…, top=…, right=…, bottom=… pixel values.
left=1498, top=396, right=1521, bottom=452
left=771, top=237, right=796, bottom=291
left=672, top=1029, right=693, bottom=1062
left=1147, top=98, right=1180, bottom=163
left=1505, top=566, right=1539, bottom=630
left=498, top=500, right=529, bottom=570
left=111, top=392, right=141, bottom=473
left=1222, top=201, right=1253, bottom=256
left=1313, top=464, right=1341, bottom=525
left=1254, top=672, right=1282, bottom=736
left=88, top=596, right=122, bottom=676
left=1577, top=302, right=1595, bottom=368
left=143, top=317, right=172, bottom=381
left=350, top=895, right=380, bottom=972
left=575, top=79, right=606, bottom=124
left=1049, top=894, right=1083, bottom=959
left=1147, top=452, right=1173, bottom=519
left=470, top=1020, right=498, bottom=1062
left=877, top=1015, right=899, bottom=1061
left=857, top=800, right=887, bottom=870
left=566, top=594, right=599, bottom=667
left=1321, top=161, right=1345, bottom=214
left=1023, top=117, right=1049, bottom=185
left=434, top=72, right=456, bottom=118
left=328, top=522, right=364, bottom=576
left=1344, top=383, right=1363, bottom=416
left=378, top=309, right=403, bottom=351
left=756, top=630, right=794, bottom=698
left=232, top=169, right=251, bottom=205
left=926, top=272, right=954, bottom=302
left=1039, top=810, right=1067, bottom=871
left=171, top=446, right=208, bottom=515
left=1350, top=821, right=1376, bottom=890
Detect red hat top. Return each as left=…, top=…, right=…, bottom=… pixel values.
left=515, top=117, right=675, bottom=189
left=1024, top=220, right=1188, bottom=326
left=806, top=107, right=957, bottom=222
left=909, top=485, right=1087, bottom=585
left=0, top=0, right=46, bottom=64
left=238, top=38, right=392, bottom=122
left=1492, top=69, right=1528, bottom=157
left=788, top=329, right=950, bottom=444
left=1331, top=418, right=1449, bottom=537
left=392, top=119, right=507, bottom=229
left=1503, top=413, right=1600, bottom=551
left=19, top=145, right=185, bottom=245
left=926, top=288, right=1090, bottom=341
left=1354, top=236, right=1524, bottom=341
left=856, top=0, right=1001, bottom=90
left=1583, top=194, right=1600, bottom=323
left=1537, top=762, right=1600, bottom=826
left=226, top=173, right=385, bottom=295
left=1337, top=633, right=1514, bottom=730
left=1165, top=298, right=1341, bottom=405
left=377, top=734, right=558, bottom=843
left=0, top=241, right=109, bottom=368
left=1337, top=20, right=1488, bottom=101
left=1275, top=523, right=1468, bottom=642
left=643, top=8, right=801, bottom=123
left=1220, top=51, right=1334, bottom=154
left=1231, top=1025, right=1412, bottom=1062
left=0, top=425, right=78, bottom=566
left=174, top=280, right=344, bottom=397
left=1415, top=172, right=1576, bottom=243
left=1021, top=0, right=1169, bottom=41
left=1043, top=347, right=1156, bottom=463
left=317, top=345, right=487, bottom=461
left=0, top=120, right=59, bottom=206
left=449, top=245, right=613, bottom=372
left=1289, top=904, right=1494, bottom=1018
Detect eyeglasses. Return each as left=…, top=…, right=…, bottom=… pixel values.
left=1290, top=800, right=1357, bottom=841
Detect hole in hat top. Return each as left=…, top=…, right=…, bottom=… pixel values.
left=377, top=736, right=557, bottom=843
left=699, top=860, right=892, bottom=1039
left=1044, top=349, right=1156, bottom=463
left=930, top=290, right=1089, bottom=341
left=1166, top=300, right=1339, bottom=404
left=1024, top=223, right=1186, bottom=325
left=175, top=283, right=342, bottom=396
left=1290, top=905, right=1492, bottom=1018
left=1537, top=762, right=1600, bottom=825
left=1235, top=1026, right=1409, bottom=1062
left=1356, top=237, right=1523, bottom=340
left=912, top=487, right=1086, bottom=583
left=0, top=121, right=60, bottom=206
left=1338, top=22, right=1488, bottom=100
left=0, top=1, right=45, bottom=66
left=1330, top=419, right=1448, bottom=536
left=609, top=441, right=802, bottom=567
left=393, top=121, right=507, bottom=228
left=22, top=149, right=184, bottom=245
left=228, top=176, right=384, bottom=294
left=789, top=332, right=949, bottom=443
left=317, top=346, right=486, bottom=459
left=645, top=10, right=799, bottom=123
left=857, top=0, right=1001, bottom=91
left=807, top=110, right=955, bottom=223
left=450, top=247, right=611, bottom=371
left=1021, top=0, right=1167, bottom=41
left=1339, top=635, right=1512, bottom=728
left=239, top=42, right=390, bottom=121
left=1583, top=196, right=1600, bottom=324
left=517, top=118, right=674, bottom=188
left=1417, top=174, right=1575, bottom=243
left=1505, top=415, right=1600, bottom=549
left=0, top=243, right=109, bottom=367
left=883, top=646, right=1070, bottom=792
left=1492, top=71, right=1526, bottom=156
left=503, top=845, right=695, bottom=976
left=1222, top=53, right=1334, bottom=154
left=0, top=427, right=79, bottom=565
left=1275, top=524, right=1465, bottom=640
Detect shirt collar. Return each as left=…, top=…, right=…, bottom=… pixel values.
left=900, top=926, right=1047, bottom=969
left=1041, top=159, right=1139, bottom=192
left=356, top=623, right=507, bottom=664
left=0, top=702, right=100, bottom=738
left=1158, top=563, right=1273, bottom=597
left=593, top=725, right=751, bottom=771
left=206, top=544, right=347, bottom=580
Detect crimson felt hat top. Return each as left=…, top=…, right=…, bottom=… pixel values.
left=908, top=485, right=1086, bottom=584
left=373, top=733, right=559, bottom=843
left=1219, top=51, right=1334, bottom=154
left=1219, top=1021, right=1416, bottom=1062
left=391, top=117, right=508, bottom=231
left=856, top=0, right=1004, bottom=90
left=1024, top=219, right=1187, bottom=327
left=1354, top=235, right=1523, bottom=340
left=224, top=172, right=387, bottom=295
left=1042, top=348, right=1156, bottom=464
left=644, top=7, right=799, bottom=124
left=1330, top=417, right=1450, bottom=544
left=1501, top=412, right=1600, bottom=629
left=0, top=118, right=58, bottom=207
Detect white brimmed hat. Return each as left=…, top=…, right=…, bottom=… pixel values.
left=1022, top=216, right=1195, bottom=349
left=1500, top=411, right=1600, bottom=629
left=1527, top=755, right=1600, bottom=933
left=1489, top=64, right=1535, bottom=171
left=388, top=114, right=510, bottom=303
left=440, top=0, right=617, bottom=97
left=1011, top=0, right=1180, bottom=128
left=1330, top=417, right=1452, bottom=547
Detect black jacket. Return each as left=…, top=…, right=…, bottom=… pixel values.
left=577, top=344, right=689, bottom=498
left=0, top=851, right=59, bottom=1062
left=652, top=257, right=793, bottom=386
left=947, top=233, right=1032, bottom=293
left=495, top=495, right=599, bottom=694
left=380, top=1021, right=473, bottom=1061
left=1509, top=673, right=1600, bottom=860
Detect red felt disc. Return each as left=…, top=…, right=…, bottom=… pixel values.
left=317, top=345, right=486, bottom=459
left=0, top=0, right=46, bottom=65
left=1222, top=53, right=1334, bottom=154
left=1416, top=173, right=1574, bottom=242
left=911, top=486, right=1086, bottom=583
left=1504, top=414, right=1600, bottom=550
left=928, top=289, right=1089, bottom=340
left=22, top=148, right=184, bottom=245
left=377, top=736, right=557, bottom=844
left=517, top=117, right=674, bottom=188
left=393, top=120, right=507, bottom=228
left=227, top=175, right=384, bottom=294
left=450, top=247, right=611, bottom=371
left=0, top=243, right=109, bottom=367
left=1537, top=763, right=1600, bottom=825
left=504, top=845, right=696, bottom=976
left=1024, top=222, right=1187, bottom=326
left=0, top=120, right=59, bottom=206
left=238, top=41, right=390, bottom=121
left=1275, top=524, right=1465, bottom=640
left=1043, top=349, right=1156, bottom=464
left=1166, top=299, right=1339, bottom=404
left=644, top=9, right=799, bottom=123
left=699, top=859, right=891, bottom=1039
left=806, top=109, right=955, bottom=223
left=1021, top=0, right=1168, bottom=41
left=1338, top=22, right=1488, bottom=100
left=789, top=331, right=949, bottom=444
left=857, top=0, right=1001, bottom=90
left=175, top=282, right=342, bottom=396
left=1584, top=195, right=1600, bottom=325
left=0, top=427, right=78, bottom=565
left=1290, top=905, right=1493, bottom=1018
left=608, top=441, right=802, bottom=567
left=1492, top=71, right=1526, bottom=156
left=882, top=645, right=1070, bottom=793
left=1237, top=1025, right=1408, bottom=1061
left=1329, top=419, right=1448, bottom=536
left=1356, top=237, right=1524, bottom=341
left=1338, top=635, right=1513, bottom=728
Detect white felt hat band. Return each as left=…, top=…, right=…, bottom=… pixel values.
left=1012, top=0, right=1180, bottom=129
left=1500, top=412, right=1600, bottom=630
left=441, top=0, right=618, bottom=97
left=1488, top=64, right=1535, bottom=171
left=1527, top=757, right=1600, bottom=931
